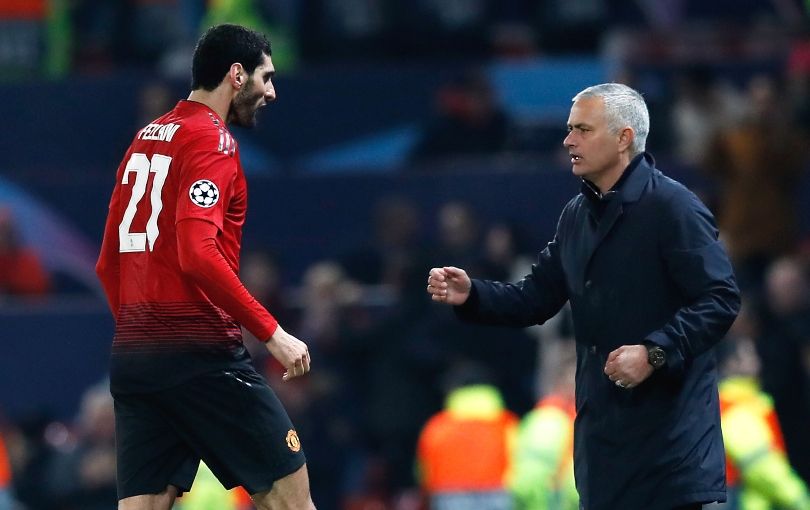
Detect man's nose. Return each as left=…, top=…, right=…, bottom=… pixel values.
left=563, top=132, right=574, bottom=147
left=265, top=86, right=276, bottom=102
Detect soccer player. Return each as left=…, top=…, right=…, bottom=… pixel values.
left=95, top=24, right=316, bottom=510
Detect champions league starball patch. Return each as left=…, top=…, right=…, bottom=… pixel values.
left=189, top=180, right=219, bottom=208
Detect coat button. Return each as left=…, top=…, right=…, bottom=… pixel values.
left=590, top=345, right=597, bottom=354
left=585, top=280, right=593, bottom=289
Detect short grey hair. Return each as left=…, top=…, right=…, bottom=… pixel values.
left=573, top=83, right=650, bottom=156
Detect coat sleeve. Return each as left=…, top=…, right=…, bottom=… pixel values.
left=455, top=208, right=569, bottom=327
left=645, top=188, right=741, bottom=375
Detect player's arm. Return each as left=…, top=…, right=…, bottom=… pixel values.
left=176, top=218, right=310, bottom=379
left=96, top=181, right=123, bottom=319
left=176, top=132, right=310, bottom=378
left=175, top=133, right=286, bottom=339
left=176, top=217, right=277, bottom=339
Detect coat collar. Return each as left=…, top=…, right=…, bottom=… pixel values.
left=580, top=152, right=654, bottom=205
left=577, top=153, right=656, bottom=282
left=618, top=152, right=654, bottom=203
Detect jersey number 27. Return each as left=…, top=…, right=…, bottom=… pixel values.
left=119, top=152, right=171, bottom=253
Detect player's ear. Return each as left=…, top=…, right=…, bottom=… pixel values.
left=229, top=63, right=244, bottom=88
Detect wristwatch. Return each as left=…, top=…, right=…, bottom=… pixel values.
left=646, top=344, right=666, bottom=370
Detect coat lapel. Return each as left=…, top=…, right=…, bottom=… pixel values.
left=581, top=154, right=654, bottom=277
left=583, top=197, right=622, bottom=276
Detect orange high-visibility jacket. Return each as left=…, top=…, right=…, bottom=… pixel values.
left=417, top=385, right=518, bottom=493
left=0, top=432, right=11, bottom=488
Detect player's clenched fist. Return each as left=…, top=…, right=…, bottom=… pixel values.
left=266, top=325, right=311, bottom=381
left=426, top=266, right=472, bottom=306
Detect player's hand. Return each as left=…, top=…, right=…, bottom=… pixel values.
left=604, top=345, right=653, bottom=389
left=427, top=266, right=472, bottom=305
left=265, top=325, right=311, bottom=381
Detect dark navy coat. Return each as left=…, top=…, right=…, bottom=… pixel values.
left=456, top=154, right=741, bottom=510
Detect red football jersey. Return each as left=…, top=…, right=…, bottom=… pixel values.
left=97, top=100, right=276, bottom=392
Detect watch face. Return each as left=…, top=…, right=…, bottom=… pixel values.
left=649, top=347, right=666, bottom=369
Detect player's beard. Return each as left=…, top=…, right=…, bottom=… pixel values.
left=229, top=81, right=264, bottom=128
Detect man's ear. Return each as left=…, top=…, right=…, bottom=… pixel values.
left=229, top=63, right=245, bottom=88
left=618, top=127, right=635, bottom=153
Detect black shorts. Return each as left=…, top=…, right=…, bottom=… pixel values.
left=113, top=368, right=306, bottom=500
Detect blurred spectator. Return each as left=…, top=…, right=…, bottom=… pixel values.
left=338, top=270, right=440, bottom=498
left=394, top=0, right=490, bottom=58
left=70, top=0, right=121, bottom=71
left=71, top=0, right=183, bottom=71
left=296, top=262, right=361, bottom=353
left=423, top=315, right=538, bottom=442
left=670, top=66, right=746, bottom=168
left=136, top=81, right=175, bottom=129
left=6, top=413, right=62, bottom=509
left=411, top=71, right=512, bottom=165
left=532, top=304, right=575, bottom=404
left=329, top=199, right=455, bottom=504
left=281, top=261, right=368, bottom=508
left=757, top=257, right=810, bottom=484
left=787, top=29, right=810, bottom=132
left=340, top=197, right=427, bottom=290
left=203, top=0, right=299, bottom=72
left=342, top=455, right=392, bottom=510
left=510, top=342, right=578, bottom=510
left=204, top=0, right=273, bottom=40
left=299, top=0, right=390, bottom=62
left=243, top=251, right=294, bottom=331
left=46, top=383, right=117, bottom=510
left=0, top=207, right=51, bottom=298
left=478, top=222, right=534, bottom=282
left=0, top=0, right=47, bottom=79
left=535, top=0, right=607, bottom=54
left=716, top=321, right=810, bottom=510
left=240, top=251, right=295, bottom=375
left=0, top=428, right=13, bottom=510
left=432, top=201, right=483, bottom=273
left=415, top=362, right=517, bottom=510
left=704, top=74, right=808, bottom=290
left=124, top=0, right=184, bottom=65
left=488, top=22, right=538, bottom=60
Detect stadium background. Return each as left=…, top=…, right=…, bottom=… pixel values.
left=1, top=0, right=809, bottom=509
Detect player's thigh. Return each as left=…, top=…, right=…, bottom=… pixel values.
left=118, top=486, right=178, bottom=510
left=156, top=368, right=307, bottom=493
left=113, top=393, right=199, bottom=500
left=251, top=464, right=316, bottom=510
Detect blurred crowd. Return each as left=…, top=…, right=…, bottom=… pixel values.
left=2, top=1, right=810, bottom=509
left=1, top=0, right=808, bottom=79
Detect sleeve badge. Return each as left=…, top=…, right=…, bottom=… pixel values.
left=286, top=429, right=301, bottom=452
left=189, top=179, right=220, bottom=208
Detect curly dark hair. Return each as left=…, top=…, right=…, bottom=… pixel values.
left=191, top=24, right=271, bottom=91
